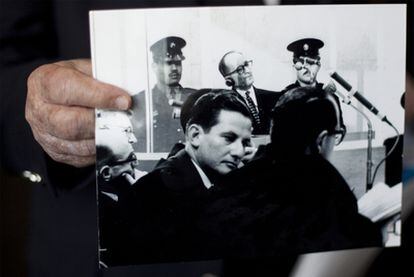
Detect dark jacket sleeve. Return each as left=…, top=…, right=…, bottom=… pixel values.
left=0, top=0, right=94, bottom=192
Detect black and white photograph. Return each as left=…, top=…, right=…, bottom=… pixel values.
left=91, top=5, right=406, bottom=267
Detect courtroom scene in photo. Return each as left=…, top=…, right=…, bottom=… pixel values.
left=90, top=4, right=406, bottom=267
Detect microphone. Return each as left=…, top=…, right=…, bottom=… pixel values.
left=330, top=71, right=389, bottom=124
left=322, top=79, right=352, bottom=105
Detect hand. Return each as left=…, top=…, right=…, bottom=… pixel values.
left=241, top=141, right=257, bottom=166
left=323, top=80, right=337, bottom=94
left=26, top=59, right=132, bottom=167
left=124, top=168, right=148, bottom=185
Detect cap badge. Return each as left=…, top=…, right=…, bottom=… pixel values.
left=170, top=42, right=176, bottom=48
left=303, top=43, right=309, bottom=51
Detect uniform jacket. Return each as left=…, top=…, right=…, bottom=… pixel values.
left=132, top=85, right=196, bottom=152
left=281, top=80, right=324, bottom=94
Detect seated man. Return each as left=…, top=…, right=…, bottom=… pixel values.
left=95, top=112, right=147, bottom=266
left=197, top=86, right=383, bottom=259
left=102, top=90, right=253, bottom=266
left=219, top=51, right=281, bottom=135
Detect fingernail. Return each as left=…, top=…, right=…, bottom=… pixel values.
left=115, top=96, right=129, bottom=110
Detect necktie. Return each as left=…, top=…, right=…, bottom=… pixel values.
left=245, top=91, right=261, bottom=127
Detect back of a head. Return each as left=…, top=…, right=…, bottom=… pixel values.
left=185, top=89, right=251, bottom=133
left=270, top=87, right=339, bottom=157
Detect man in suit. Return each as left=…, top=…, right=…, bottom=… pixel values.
left=95, top=110, right=148, bottom=183
left=197, top=86, right=382, bottom=262
left=133, top=36, right=196, bottom=152
left=218, top=51, right=281, bottom=135
left=103, top=90, right=253, bottom=266
left=95, top=125, right=140, bottom=266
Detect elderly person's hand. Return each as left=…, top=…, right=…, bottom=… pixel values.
left=26, top=59, right=131, bottom=167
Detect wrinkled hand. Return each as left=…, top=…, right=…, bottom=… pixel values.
left=26, top=59, right=131, bottom=167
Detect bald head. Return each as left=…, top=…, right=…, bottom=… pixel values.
left=218, top=51, right=254, bottom=90
left=96, top=128, right=135, bottom=167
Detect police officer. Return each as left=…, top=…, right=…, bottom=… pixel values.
left=133, top=36, right=196, bottom=153
left=281, top=38, right=344, bottom=131
left=281, top=38, right=335, bottom=93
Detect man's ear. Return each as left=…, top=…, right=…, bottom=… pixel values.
left=315, top=130, right=329, bottom=153
left=151, top=62, right=158, bottom=72
left=99, top=165, right=112, bottom=181
left=187, top=124, right=203, bottom=148
left=225, top=76, right=235, bottom=87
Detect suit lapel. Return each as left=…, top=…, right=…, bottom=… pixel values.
left=164, top=150, right=208, bottom=194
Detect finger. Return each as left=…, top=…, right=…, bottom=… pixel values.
left=32, top=125, right=96, bottom=157
left=244, top=146, right=256, bottom=154
left=45, top=149, right=95, bottom=168
left=34, top=128, right=95, bottom=168
left=44, top=104, right=95, bottom=140
left=28, top=98, right=95, bottom=140
left=26, top=68, right=96, bottom=141
left=56, top=59, right=92, bottom=76
left=36, top=134, right=95, bottom=168
left=35, top=63, right=131, bottom=110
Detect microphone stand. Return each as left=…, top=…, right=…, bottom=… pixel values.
left=348, top=103, right=374, bottom=191
left=334, top=85, right=401, bottom=191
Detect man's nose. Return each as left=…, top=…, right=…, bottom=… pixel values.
left=128, top=133, right=137, bottom=144
left=230, top=141, right=245, bottom=159
left=302, top=61, right=311, bottom=70
left=244, top=65, right=252, bottom=74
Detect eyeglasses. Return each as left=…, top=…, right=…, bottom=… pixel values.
left=293, top=57, right=320, bottom=70
left=228, top=60, right=253, bottom=75
left=109, top=152, right=138, bottom=167
left=328, top=127, right=346, bottom=146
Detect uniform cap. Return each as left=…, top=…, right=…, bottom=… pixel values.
left=287, top=38, right=324, bottom=58
left=150, top=36, right=186, bottom=62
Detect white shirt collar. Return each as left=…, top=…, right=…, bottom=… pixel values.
left=236, top=87, right=258, bottom=107
left=190, top=159, right=214, bottom=189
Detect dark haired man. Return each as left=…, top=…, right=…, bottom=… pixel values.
left=199, top=86, right=382, bottom=260
left=102, top=90, right=253, bottom=265
left=218, top=51, right=281, bottom=135
left=133, top=36, right=196, bottom=152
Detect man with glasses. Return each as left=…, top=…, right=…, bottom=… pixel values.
left=282, top=38, right=330, bottom=93
left=282, top=37, right=346, bottom=134
left=219, top=51, right=281, bottom=135
left=198, top=86, right=381, bottom=259
left=95, top=111, right=148, bottom=265
left=102, top=90, right=253, bottom=265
